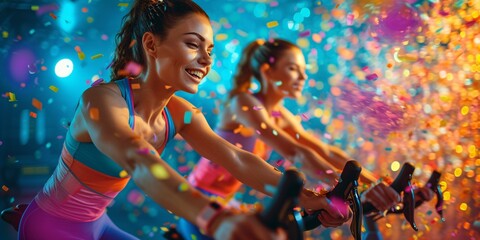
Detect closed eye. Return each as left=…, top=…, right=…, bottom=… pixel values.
left=186, top=42, right=198, bottom=49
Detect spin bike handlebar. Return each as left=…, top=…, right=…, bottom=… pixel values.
left=259, top=160, right=363, bottom=240
left=362, top=162, right=418, bottom=231
left=302, top=160, right=362, bottom=240
left=417, top=170, right=444, bottom=220
left=388, top=170, right=444, bottom=220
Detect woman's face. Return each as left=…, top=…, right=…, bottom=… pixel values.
left=265, top=48, right=307, bottom=99
left=153, top=13, right=213, bottom=93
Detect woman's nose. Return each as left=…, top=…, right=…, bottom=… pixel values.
left=300, top=71, right=308, bottom=80
left=198, top=51, right=212, bottom=66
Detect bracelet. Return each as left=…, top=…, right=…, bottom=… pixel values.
left=196, top=201, right=225, bottom=236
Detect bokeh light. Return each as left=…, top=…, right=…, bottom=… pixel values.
left=54, top=58, right=73, bottom=78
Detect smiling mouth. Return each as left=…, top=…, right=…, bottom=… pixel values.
left=293, top=84, right=304, bottom=90
left=185, top=69, right=205, bottom=83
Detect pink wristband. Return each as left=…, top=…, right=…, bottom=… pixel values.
left=196, top=201, right=225, bottom=236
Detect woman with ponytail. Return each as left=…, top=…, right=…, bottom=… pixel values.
left=13, top=1, right=351, bottom=239
left=182, top=38, right=434, bottom=239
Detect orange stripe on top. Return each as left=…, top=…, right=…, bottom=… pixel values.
left=61, top=145, right=130, bottom=195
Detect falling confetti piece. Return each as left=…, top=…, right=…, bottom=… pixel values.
left=2, top=31, right=8, bottom=38
left=233, top=125, right=243, bottom=134
left=127, top=189, right=145, bottom=206
left=119, top=170, right=128, bottom=178
left=49, top=12, right=57, bottom=20
left=32, top=98, right=42, bottom=110
left=178, top=183, right=189, bottom=192
left=78, top=51, right=86, bottom=60
left=299, top=30, right=311, bottom=37
left=129, top=39, right=136, bottom=48
left=90, top=54, right=104, bottom=60
left=366, top=73, right=378, bottom=81
left=8, top=92, right=17, bottom=102
left=30, top=112, right=37, bottom=118
left=49, top=85, right=58, bottom=92
left=215, top=33, right=228, bottom=41
left=346, top=13, right=354, bottom=25
left=118, top=2, right=129, bottom=7
left=271, top=111, right=281, bottom=117
left=89, top=107, right=99, bottom=120
left=91, top=79, right=104, bottom=86
left=266, top=21, right=279, bottom=28
left=236, top=29, right=248, bottom=37
left=136, top=148, right=150, bottom=155
left=131, top=83, right=141, bottom=90
left=265, top=184, right=276, bottom=194
left=301, top=113, right=310, bottom=121
left=2, top=185, right=9, bottom=192
left=124, top=61, right=142, bottom=76
left=151, top=164, right=169, bottom=179
left=184, top=111, right=193, bottom=124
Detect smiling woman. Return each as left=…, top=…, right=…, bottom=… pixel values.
left=180, top=38, right=434, bottom=239
left=12, top=1, right=350, bottom=240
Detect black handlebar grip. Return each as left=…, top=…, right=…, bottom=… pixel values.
left=419, top=170, right=444, bottom=220
left=363, top=162, right=418, bottom=231
left=259, top=169, right=304, bottom=230
left=303, top=160, right=362, bottom=240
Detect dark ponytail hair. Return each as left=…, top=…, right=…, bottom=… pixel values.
left=228, top=38, right=300, bottom=99
left=110, top=0, right=209, bottom=81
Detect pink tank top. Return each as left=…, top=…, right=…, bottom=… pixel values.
left=188, top=129, right=268, bottom=198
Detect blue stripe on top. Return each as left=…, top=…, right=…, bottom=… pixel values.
left=64, top=78, right=177, bottom=177
left=163, top=107, right=176, bottom=142
left=115, top=78, right=136, bottom=129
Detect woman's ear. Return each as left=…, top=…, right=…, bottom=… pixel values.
left=259, top=63, right=271, bottom=79
left=142, top=32, right=157, bottom=58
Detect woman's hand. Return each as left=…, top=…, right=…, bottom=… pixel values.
left=210, top=211, right=287, bottom=240
left=414, top=186, right=434, bottom=202
left=360, top=183, right=401, bottom=212
left=299, top=189, right=352, bottom=227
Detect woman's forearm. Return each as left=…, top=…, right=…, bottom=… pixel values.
left=303, top=139, right=377, bottom=184
left=224, top=150, right=283, bottom=196
left=125, top=146, right=211, bottom=224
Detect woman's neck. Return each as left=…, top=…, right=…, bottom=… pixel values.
left=130, top=77, right=175, bottom=125
left=255, top=90, right=283, bottom=113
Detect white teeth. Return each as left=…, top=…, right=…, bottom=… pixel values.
left=186, top=69, right=204, bottom=79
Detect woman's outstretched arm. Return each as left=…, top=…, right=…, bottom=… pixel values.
left=79, top=86, right=217, bottom=224
left=172, top=96, right=350, bottom=226
left=279, top=106, right=378, bottom=184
